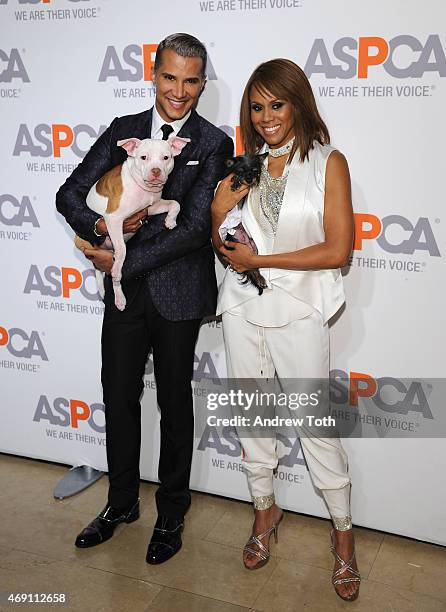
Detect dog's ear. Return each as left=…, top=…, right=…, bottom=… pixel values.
left=168, top=134, right=191, bottom=157
left=117, top=138, right=142, bottom=156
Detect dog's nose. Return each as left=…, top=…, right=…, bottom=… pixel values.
left=151, top=167, right=161, bottom=177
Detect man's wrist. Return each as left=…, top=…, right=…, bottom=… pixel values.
left=94, top=217, right=104, bottom=237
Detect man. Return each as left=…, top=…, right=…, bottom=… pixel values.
left=56, top=33, right=234, bottom=564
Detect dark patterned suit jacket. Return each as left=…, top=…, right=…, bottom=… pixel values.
left=56, top=108, right=234, bottom=320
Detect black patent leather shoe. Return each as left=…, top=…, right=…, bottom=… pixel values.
left=146, top=516, right=184, bottom=565
left=74, top=498, right=140, bottom=549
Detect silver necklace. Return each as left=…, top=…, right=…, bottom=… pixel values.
left=258, top=164, right=288, bottom=233
left=266, top=137, right=295, bottom=158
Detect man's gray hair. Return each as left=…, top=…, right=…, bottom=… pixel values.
left=154, top=33, right=207, bottom=77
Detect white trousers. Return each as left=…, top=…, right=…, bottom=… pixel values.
left=222, top=309, right=352, bottom=528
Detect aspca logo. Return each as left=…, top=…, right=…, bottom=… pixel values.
left=13, top=123, right=107, bottom=158
left=194, top=352, right=221, bottom=383
left=98, top=44, right=217, bottom=82
left=24, top=265, right=101, bottom=301
left=354, top=213, right=441, bottom=256
left=146, top=350, right=222, bottom=383
left=0, top=326, right=48, bottom=360
left=330, top=370, right=433, bottom=418
left=0, top=49, right=29, bottom=83
left=305, top=35, right=446, bottom=79
left=33, top=395, right=104, bottom=433
left=99, top=44, right=158, bottom=82
left=0, top=194, right=39, bottom=227
left=196, top=426, right=306, bottom=468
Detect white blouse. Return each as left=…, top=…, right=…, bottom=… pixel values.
left=226, top=156, right=315, bottom=326
left=217, top=141, right=345, bottom=327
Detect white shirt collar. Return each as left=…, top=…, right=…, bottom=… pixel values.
left=151, top=104, right=191, bottom=139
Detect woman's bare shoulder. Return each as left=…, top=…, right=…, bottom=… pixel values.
left=326, top=149, right=349, bottom=177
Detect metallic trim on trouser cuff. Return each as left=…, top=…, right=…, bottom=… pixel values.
left=252, top=493, right=275, bottom=510
left=332, top=515, right=353, bottom=531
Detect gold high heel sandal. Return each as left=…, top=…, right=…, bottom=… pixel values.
left=243, top=512, right=283, bottom=570
left=330, top=528, right=361, bottom=601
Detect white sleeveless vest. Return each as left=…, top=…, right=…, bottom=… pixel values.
left=216, top=142, right=345, bottom=326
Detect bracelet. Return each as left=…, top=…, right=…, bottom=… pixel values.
left=94, top=217, right=104, bottom=237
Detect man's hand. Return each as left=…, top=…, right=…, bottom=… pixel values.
left=82, top=247, right=114, bottom=274
left=95, top=208, right=149, bottom=236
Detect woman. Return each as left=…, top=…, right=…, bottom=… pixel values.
left=211, top=59, right=360, bottom=602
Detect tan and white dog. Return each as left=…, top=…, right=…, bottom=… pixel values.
left=75, top=134, right=190, bottom=310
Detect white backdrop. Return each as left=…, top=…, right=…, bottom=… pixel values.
left=1, top=0, right=445, bottom=545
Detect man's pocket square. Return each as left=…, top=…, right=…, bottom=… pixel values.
left=186, top=160, right=199, bottom=165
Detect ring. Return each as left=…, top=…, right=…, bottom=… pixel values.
left=139, top=219, right=143, bottom=227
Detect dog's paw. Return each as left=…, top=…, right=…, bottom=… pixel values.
left=165, top=218, right=177, bottom=229
left=113, top=285, right=126, bottom=311
left=111, top=262, right=122, bottom=279
left=114, top=295, right=126, bottom=311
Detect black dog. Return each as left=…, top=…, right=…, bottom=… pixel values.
left=223, top=153, right=268, bottom=295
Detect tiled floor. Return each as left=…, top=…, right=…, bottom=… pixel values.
left=0, top=453, right=445, bottom=612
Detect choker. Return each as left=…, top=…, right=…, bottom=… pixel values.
left=266, top=137, right=295, bottom=158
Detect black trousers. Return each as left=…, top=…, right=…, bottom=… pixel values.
left=101, top=281, right=201, bottom=519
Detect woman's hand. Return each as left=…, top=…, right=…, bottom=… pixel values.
left=219, top=241, right=258, bottom=273
left=211, top=174, right=250, bottom=216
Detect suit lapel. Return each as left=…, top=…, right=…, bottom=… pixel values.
left=173, top=109, right=201, bottom=168
left=241, top=146, right=314, bottom=282
left=162, top=109, right=201, bottom=194
left=269, top=150, right=315, bottom=280
left=135, top=108, right=153, bottom=139
left=242, top=189, right=268, bottom=255
left=241, top=143, right=268, bottom=255
left=271, top=153, right=312, bottom=257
